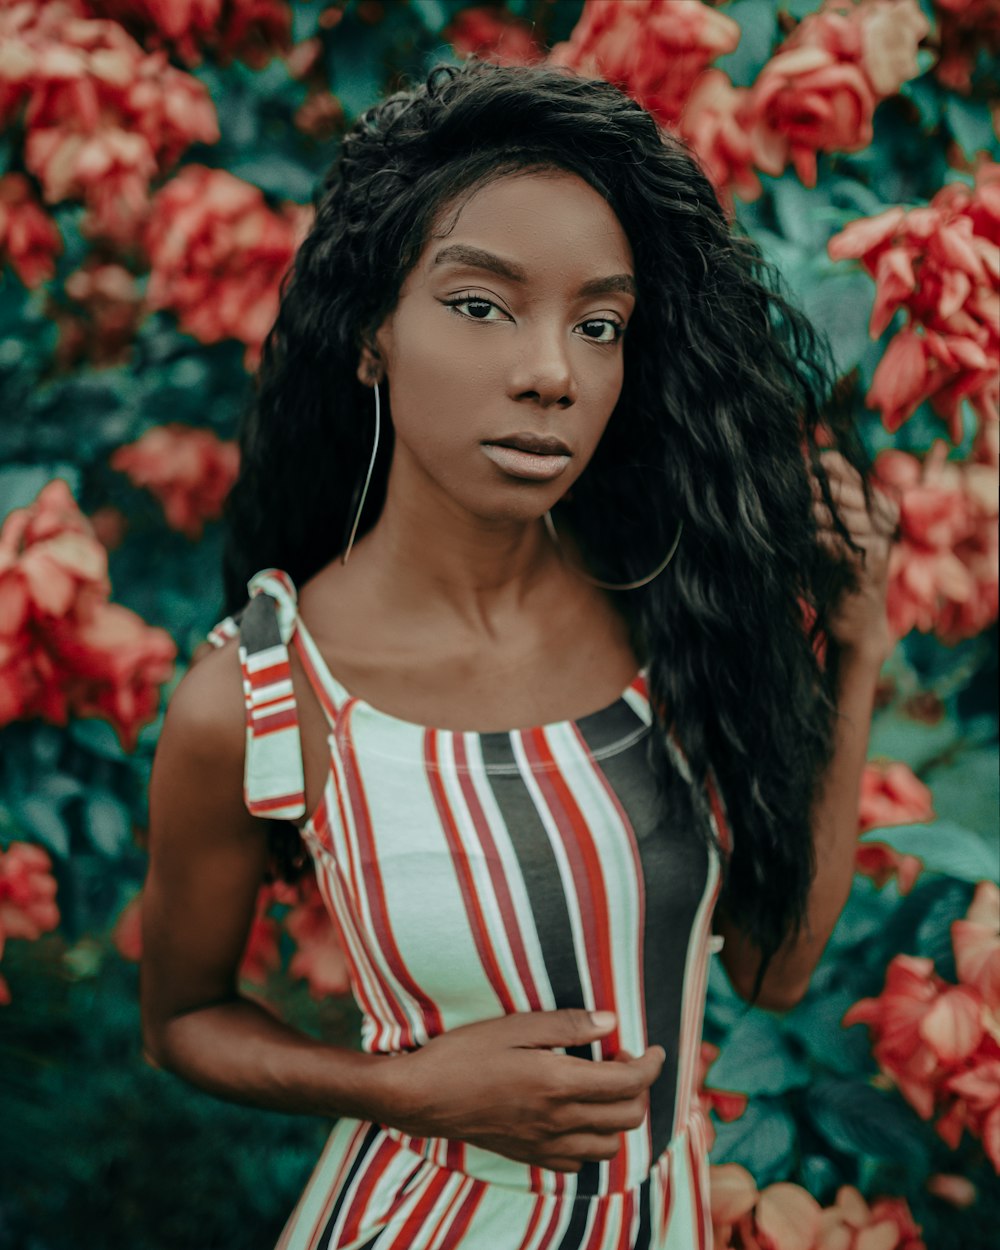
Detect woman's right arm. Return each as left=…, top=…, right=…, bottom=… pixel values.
left=139, top=639, right=396, bottom=1120
left=140, top=640, right=665, bottom=1169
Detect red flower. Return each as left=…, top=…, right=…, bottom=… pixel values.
left=0, top=842, right=60, bottom=1006
left=56, top=260, right=143, bottom=368
left=695, top=1041, right=748, bottom=1151
left=0, top=478, right=176, bottom=749
left=858, top=759, right=935, bottom=831
left=0, top=172, right=61, bottom=287
left=110, top=423, right=240, bottom=540
left=144, top=165, right=310, bottom=368
left=952, top=881, right=1000, bottom=1009
left=747, top=0, right=929, bottom=187
left=828, top=161, right=1000, bottom=438
left=548, top=0, right=740, bottom=127
left=446, top=6, right=544, bottom=67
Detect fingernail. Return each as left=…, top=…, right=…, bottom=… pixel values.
left=590, top=1011, right=616, bottom=1030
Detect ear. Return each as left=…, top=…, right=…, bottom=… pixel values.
left=356, top=343, right=381, bottom=386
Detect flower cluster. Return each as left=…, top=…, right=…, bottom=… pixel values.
left=0, top=0, right=218, bottom=243
left=843, top=880, right=1000, bottom=1171
left=872, top=429, right=999, bottom=644
left=110, top=423, right=240, bottom=540
left=545, top=0, right=929, bottom=208
left=933, top=0, right=1000, bottom=93
left=284, top=874, right=350, bottom=1000
left=0, top=479, right=176, bottom=750
left=854, top=759, right=934, bottom=893
left=79, top=0, right=292, bottom=69
left=828, top=161, right=1000, bottom=439
left=0, top=842, right=60, bottom=1006
left=709, top=1169, right=926, bottom=1250
left=144, top=165, right=311, bottom=368
left=745, top=0, right=930, bottom=188
left=0, top=173, right=62, bottom=288
left=696, top=1041, right=749, bottom=1150
left=549, top=0, right=740, bottom=127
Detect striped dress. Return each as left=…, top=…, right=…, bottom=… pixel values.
left=208, top=568, right=733, bottom=1250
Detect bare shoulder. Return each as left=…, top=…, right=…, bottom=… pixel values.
left=161, top=636, right=245, bottom=767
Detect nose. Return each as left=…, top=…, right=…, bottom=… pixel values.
left=507, top=324, right=577, bottom=409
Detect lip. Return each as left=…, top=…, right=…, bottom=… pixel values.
left=484, top=432, right=571, bottom=456
left=481, top=443, right=571, bottom=482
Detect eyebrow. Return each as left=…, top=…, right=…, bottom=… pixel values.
left=431, top=244, right=637, bottom=299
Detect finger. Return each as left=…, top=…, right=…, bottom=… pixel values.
left=561, top=1046, right=665, bottom=1103
left=551, top=1095, right=649, bottom=1135
left=503, top=1008, right=617, bottom=1051
left=547, top=1131, right=624, bottom=1164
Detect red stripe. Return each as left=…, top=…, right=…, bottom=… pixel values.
left=515, top=1195, right=548, bottom=1250
left=249, top=791, right=304, bottom=813
left=338, top=1136, right=399, bottom=1243
left=706, top=766, right=732, bottom=854
left=340, top=703, right=443, bottom=1042
left=303, top=1121, right=373, bottom=1250
left=291, top=632, right=340, bottom=723
left=381, top=1168, right=452, bottom=1249
left=582, top=1195, right=611, bottom=1250
left=660, top=1152, right=673, bottom=1239
left=252, top=706, right=299, bottom=735
left=687, top=1130, right=709, bottom=1250
left=245, top=659, right=291, bottom=689
left=436, top=1179, right=486, bottom=1249
left=425, top=731, right=518, bottom=1015
left=453, top=735, right=545, bottom=1013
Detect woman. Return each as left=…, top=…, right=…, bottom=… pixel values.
left=140, top=58, right=897, bottom=1249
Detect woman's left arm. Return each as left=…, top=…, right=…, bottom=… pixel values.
left=716, top=451, right=900, bottom=1011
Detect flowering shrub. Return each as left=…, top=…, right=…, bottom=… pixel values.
left=0, top=1, right=996, bottom=1245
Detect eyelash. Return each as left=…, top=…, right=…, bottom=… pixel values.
left=442, top=294, right=626, bottom=345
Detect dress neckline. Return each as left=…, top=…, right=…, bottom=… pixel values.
left=291, top=613, right=650, bottom=739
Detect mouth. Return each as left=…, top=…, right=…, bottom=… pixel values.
left=483, top=432, right=571, bottom=456
left=480, top=433, right=572, bottom=483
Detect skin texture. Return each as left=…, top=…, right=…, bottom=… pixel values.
left=141, top=170, right=668, bottom=1172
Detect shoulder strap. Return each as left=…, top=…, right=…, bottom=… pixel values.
left=231, top=569, right=306, bottom=821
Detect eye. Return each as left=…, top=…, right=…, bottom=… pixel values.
left=575, top=319, right=625, bottom=345
left=442, top=294, right=509, bottom=322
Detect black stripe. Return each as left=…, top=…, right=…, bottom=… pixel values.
left=574, top=727, right=709, bottom=1159
left=239, top=591, right=281, bottom=655
left=317, top=1123, right=383, bottom=1250
left=478, top=729, right=602, bottom=1197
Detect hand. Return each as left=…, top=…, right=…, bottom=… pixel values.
left=378, top=1010, right=665, bottom=1173
left=811, top=450, right=900, bottom=658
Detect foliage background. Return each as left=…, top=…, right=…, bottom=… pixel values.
left=0, top=1, right=997, bottom=1247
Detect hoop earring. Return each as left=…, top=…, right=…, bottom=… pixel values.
left=543, top=509, right=683, bottom=591
left=341, top=379, right=381, bottom=565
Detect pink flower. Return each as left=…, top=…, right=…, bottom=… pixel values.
left=283, top=874, right=350, bottom=1000
left=678, top=68, right=761, bottom=210
left=932, top=0, right=1000, bottom=93
left=144, top=165, right=310, bottom=368
left=56, top=260, right=143, bottom=368
left=709, top=1162, right=758, bottom=1249
left=695, top=1041, right=748, bottom=1151
left=0, top=842, right=60, bottom=1005
left=446, top=6, right=544, bottom=67
left=925, top=1172, right=976, bottom=1207
left=239, top=884, right=283, bottom=986
left=952, top=881, right=1000, bottom=1008
left=548, top=0, right=740, bottom=127
left=855, top=841, right=923, bottom=893
left=0, top=172, right=61, bottom=286
left=110, top=424, right=240, bottom=540
left=871, top=440, right=998, bottom=645
left=858, top=760, right=935, bottom=831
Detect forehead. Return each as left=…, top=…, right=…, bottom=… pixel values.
left=422, top=169, right=634, bottom=279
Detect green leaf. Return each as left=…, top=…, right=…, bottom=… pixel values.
left=945, top=95, right=1000, bottom=161
left=229, top=156, right=318, bottom=204
left=782, top=988, right=877, bottom=1077
left=860, top=821, right=997, bottom=884
left=12, top=798, right=70, bottom=857
left=710, top=1097, right=797, bottom=1184
left=799, top=271, right=876, bottom=376
left=806, top=1077, right=930, bottom=1168
left=82, top=792, right=134, bottom=858
left=705, top=1010, right=811, bottom=1096
left=714, top=0, right=778, bottom=89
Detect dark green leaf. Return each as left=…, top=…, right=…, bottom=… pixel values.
left=710, top=1097, right=797, bottom=1184
left=705, top=1009, right=811, bottom=1096
left=806, top=1078, right=930, bottom=1167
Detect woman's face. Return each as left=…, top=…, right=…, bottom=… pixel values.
left=363, top=169, right=636, bottom=524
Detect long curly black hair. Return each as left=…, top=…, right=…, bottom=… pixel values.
left=222, top=57, right=878, bottom=1002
